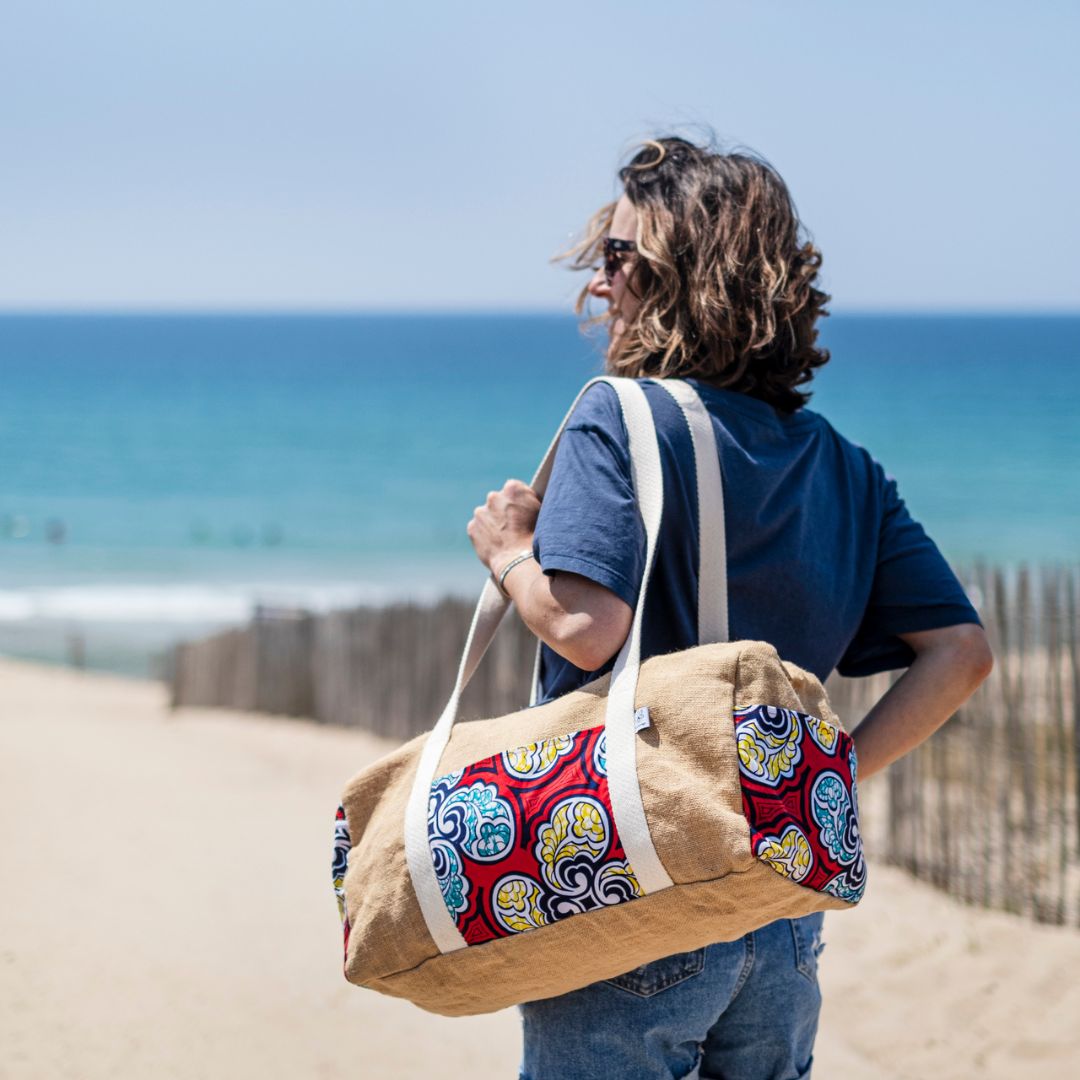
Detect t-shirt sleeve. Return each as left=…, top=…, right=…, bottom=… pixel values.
left=836, top=458, right=983, bottom=678
left=531, top=383, right=646, bottom=610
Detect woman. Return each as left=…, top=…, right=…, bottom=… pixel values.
left=467, top=135, right=993, bottom=1080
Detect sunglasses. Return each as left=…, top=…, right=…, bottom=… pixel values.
left=602, top=237, right=637, bottom=285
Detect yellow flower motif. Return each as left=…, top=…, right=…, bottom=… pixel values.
left=738, top=737, right=767, bottom=772
left=494, top=876, right=547, bottom=932
left=757, top=826, right=813, bottom=882
left=503, top=734, right=576, bottom=778
left=809, top=715, right=837, bottom=752
left=536, top=797, right=610, bottom=888
left=538, top=806, right=570, bottom=867
left=737, top=713, right=803, bottom=784
left=573, top=800, right=606, bottom=845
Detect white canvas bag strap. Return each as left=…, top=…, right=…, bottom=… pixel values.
left=527, top=377, right=728, bottom=702
left=651, top=379, right=729, bottom=644
left=594, top=378, right=672, bottom=895
left=403, top=376, right=723, bottom=954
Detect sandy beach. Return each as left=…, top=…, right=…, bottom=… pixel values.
left=3, top=657, right=1079, bottom=1079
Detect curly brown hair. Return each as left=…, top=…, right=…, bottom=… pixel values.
left=555, top=136, right=832, bottom=415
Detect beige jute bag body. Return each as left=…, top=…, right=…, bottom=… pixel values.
left=331, top=375, right=866, bottom=1017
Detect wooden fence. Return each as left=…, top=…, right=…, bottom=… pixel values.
left=169, top=562, right=1080, bottom=926
left=168, top=597, right=539, bottom=739
left=870, top=562, right=1080, bottom=926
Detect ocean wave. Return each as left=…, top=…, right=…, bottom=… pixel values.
left=0, top=579, right=473, bottom=624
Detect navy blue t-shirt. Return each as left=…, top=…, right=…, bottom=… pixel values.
left=531, top=377, right=982, bottom=705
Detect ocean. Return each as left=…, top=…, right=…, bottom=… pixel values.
left=1, top=312, right=1077, bottom=675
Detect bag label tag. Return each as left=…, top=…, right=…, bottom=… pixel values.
left=634, top=706, right=652, bottom=732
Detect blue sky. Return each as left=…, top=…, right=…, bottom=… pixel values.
left=1, top=1, right=1076, bottom=312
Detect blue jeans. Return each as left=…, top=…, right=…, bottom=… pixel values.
left=517, top=911, right=825, bottom=1080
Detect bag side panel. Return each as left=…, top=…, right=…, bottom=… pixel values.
left=733, top=640, right=867, bottom=905
left=341, top=733, right=438, bottom=983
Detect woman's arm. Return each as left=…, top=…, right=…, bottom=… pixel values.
left=497, top=558, right=633, bottom=673
left=847, top=622, right=994, bottom=781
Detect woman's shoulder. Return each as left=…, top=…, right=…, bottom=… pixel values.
left=567, top=376, right=871, bottom=466
left=565, top=377, right=628, bottom=432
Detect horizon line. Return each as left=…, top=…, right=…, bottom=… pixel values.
left=0, top=305, right=1078, bottom=319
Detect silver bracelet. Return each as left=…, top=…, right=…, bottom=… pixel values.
left=495, top=549, right=536, bottom=595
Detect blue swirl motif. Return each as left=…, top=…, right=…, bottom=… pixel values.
left=849, top=745, right=861, bottom=821
left=593, top=730, right=607, bottom=777
left=429, top=768, right=464, bottom=814
left=823, top=851, right=867, bottom=903
left=435, top=780, right=516, bottom=862
left=430, top=838, right=470, bottom=916
left=811, top=770, right=862, bottom=867
left=818, top=745, right=867, bottom=903
left=735, top=705, right=804, bottom=788
left=428, top=769, right=469, bottom=917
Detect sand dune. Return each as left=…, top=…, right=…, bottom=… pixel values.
left=2, top=657, right=1078, bottom=1079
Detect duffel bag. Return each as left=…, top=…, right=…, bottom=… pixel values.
left=331, top=374, right=865, bottom=1017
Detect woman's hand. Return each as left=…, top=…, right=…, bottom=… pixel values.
left=467, top=479, right=633, bottom=670
left=466, top=479, right=542, bottom=576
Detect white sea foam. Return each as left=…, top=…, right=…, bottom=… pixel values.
left=0, top=577, right=477, bottom=625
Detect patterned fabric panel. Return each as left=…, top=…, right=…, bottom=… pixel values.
left=427, top=726, right=644, bottom=945
left=734, top=704, right=866, bottom=904
left=332, top=804, right=352, bottom=959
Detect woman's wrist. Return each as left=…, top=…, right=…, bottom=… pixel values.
left=492, top=548, right=536, bottom=597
